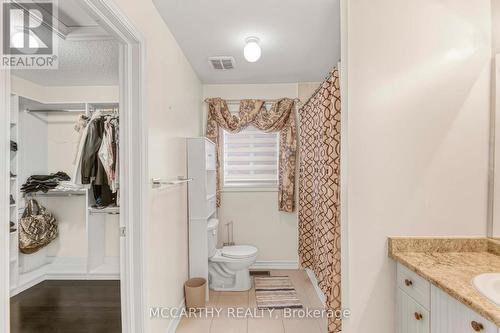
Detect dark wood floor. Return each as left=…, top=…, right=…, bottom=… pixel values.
left=10, top=280, right=122, bottom=333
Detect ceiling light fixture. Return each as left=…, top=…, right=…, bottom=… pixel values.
left=243, top=37, right=261, bottom=63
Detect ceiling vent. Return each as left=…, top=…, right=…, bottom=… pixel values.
left=208, top=56, right=235, bottom=70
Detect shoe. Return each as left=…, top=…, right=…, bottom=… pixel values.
left=10, top=172, right=16, bottom=178
left=10, top=195, right=15, bottom=205
left=10, top=140, right=17, bottom=152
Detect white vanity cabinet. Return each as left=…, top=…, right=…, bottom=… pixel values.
left=398, top=288, right=430, bottom=333
left=397, top=264, right=430, bottom=333
left=431, top=286, right=497, bottom=333
left=396, top=263, right=499, bottom=333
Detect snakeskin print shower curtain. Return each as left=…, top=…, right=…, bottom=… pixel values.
left=298, top=68, right=342, bottom=333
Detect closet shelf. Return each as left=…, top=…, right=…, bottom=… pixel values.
left=24, top=189, right=87, bottom=197
left=88, top=207, right=120, bottom=215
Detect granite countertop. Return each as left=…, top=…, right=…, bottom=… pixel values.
left=389, top=237, right=500, bottom=326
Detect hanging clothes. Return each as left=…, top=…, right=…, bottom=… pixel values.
left=110, top=117, right=119, bottom=193
left=72, top=110, right=120, bottom=208
left=98, top=122, right=114, bottom=186
left=81, top=115, right=107, bottom=185
left=73, top=115, right=89, bottom=165
left=98, top=119, right=118, bottom=192
left=298, top=68, right=342, bottom=333
left=73, top=111, right=100, bottom=185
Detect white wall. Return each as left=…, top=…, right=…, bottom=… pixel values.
left=44, top=113, right=90, bottom=259
left=491, top=1, right=500, bottom=237
left=11, top=76, right=119, bottom=103
left=16, top=109, right=49, bottom=271
left=345, top=0, right=492, bottom=332
left=202, top=83, right=319, bottom=263
left=111, top=1, right=203, bottom=332
left=493, top=0, right=500, bottom=54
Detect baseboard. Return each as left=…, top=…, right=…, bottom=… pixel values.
left=46, top=257, right=88, bottom=276
left=11, top=257, right=120, bottom=296
left=166, top=298, right=185, bottom=333
left=87, top=257, right=120, bottom=279
left=250, top=260, right=299, bottom=270
left=12, top=268, right=47, bottom=297
left=47, top=257, right=120, bottom=280
left=305, top=268, right=326, bottom=306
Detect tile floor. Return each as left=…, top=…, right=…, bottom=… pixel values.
left=176, top=269, right=327, bottom=333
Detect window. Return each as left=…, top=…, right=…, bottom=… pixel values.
left=223, top=126, right=279, bottom=188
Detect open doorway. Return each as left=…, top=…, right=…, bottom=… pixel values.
left=9, top=6, right=121, bottom=330
left=1, top=0, right=146, bottom=332
left=152, top=0, right=342, bottom=332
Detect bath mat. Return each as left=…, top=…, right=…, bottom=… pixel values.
left=254, top=276, right=294, bottom=291
left=254, top=276, right=303, bottom=309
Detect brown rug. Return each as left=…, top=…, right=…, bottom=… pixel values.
left=254, top=276, right=303, bottom=309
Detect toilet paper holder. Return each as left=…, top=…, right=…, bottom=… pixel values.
left=223, top=221, right=235, bottom=246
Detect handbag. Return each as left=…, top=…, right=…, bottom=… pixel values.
left=18, top=199, right=58, bottom=254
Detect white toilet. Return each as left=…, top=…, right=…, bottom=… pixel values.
left=207, top=219, right=258, bottom=291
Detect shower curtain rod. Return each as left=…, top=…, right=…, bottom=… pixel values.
left=204, top=98, right=301, bottom=104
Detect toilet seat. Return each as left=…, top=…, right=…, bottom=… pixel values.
left=221, top=245, right=258, bottom=259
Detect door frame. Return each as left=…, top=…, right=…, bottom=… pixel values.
left=0, top=0, right=149, bottom=332
left=0, top=15, right=12, bottom=331
left=340, top=0, right=350, bottom=332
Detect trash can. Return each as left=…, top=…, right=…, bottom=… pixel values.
left=184, top=278, right=207, bottom=310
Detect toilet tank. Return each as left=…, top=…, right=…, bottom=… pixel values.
left=207, top=218, right=219, bottom=257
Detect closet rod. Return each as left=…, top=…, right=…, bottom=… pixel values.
left=26, top=109, right=86, bottom=113
left=26, top=104, right=119, bottom=114
left=88, top=108, right=119, bottom=113
left=25, top=109, right=118, bottom=114
left=88, top=110, right=119, bottom=115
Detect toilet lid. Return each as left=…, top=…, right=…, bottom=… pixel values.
left=221, top=245, right=258, bottom=259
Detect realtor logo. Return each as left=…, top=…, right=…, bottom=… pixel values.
left=2, top=0, right=58, bottom=69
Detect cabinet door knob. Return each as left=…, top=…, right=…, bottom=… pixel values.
left=414, top=312, right=423, bottom=321
left=471, top=321, right=484, bottom=331
left=404, top=279, right=413, bottom=287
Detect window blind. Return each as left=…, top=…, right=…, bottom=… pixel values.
left=223, top=125, right=279, bottom=188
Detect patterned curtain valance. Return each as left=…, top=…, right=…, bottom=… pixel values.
left=205, top=97, right=297, bottom=212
